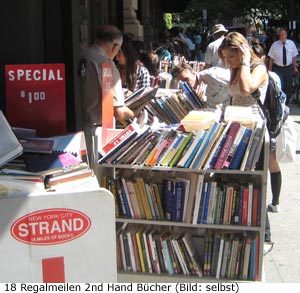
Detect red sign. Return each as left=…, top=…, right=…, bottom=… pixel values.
left=10, top=208, right=91, bottom=246
left=5, top=64, right=66, bottom=136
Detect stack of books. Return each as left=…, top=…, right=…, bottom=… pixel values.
left=0, top=110, right=93, bottom=191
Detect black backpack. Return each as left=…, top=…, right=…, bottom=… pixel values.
left=257, top=72, right=288, bottom=139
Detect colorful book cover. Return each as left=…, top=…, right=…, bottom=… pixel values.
left=214, top=122, right=241, bottom=170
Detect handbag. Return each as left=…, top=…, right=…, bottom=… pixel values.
left=276, top=115, right=297, bottom=163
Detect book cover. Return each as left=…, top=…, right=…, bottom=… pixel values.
left=182, top=233, right=203, bottom=277
left=143, top=130, right=169, bottom=166
left=214, top=122, right=241, bottom=170
left=239, top=122, right=258, bottom=171
left=174, top=180, right=186, bottom=222
left=169, top=133, right=194, bottom=168
left=242, top=237, right=252, bottom=279
left=134, top=178, right=152, bottom=220
left=196, top=123, right=224, bottom=170
left=222, top=126, right=246, bottom=169
left=162, top=179, right=175, bottom=221
left=125, top=86, right=158, bottom=111
left=215, top=233, right=225, bottom=279
left=161, top=134, right=185, bottom=167
left=244, top=121, right=265, bottom=171
left=0, top=110, right=23, bottom=168
left=152, top=183, right=165, bottom=220
left=191, top=122, right=220, bottom=170
left=135, top=230, right=145, bottom=272
left=99, top=123, right=140, bottom=157
left=191, top=175, right=204, bottom=224
left=25, top=152, right=81, bottom=173
left=247, top=183, right=254, bottom=226
left=20, top=138, right=54, bottom=154
left=250, top=121, right=266, bottom=171
left=242, top=186, right=249, bottom=226
left=161, top=234, right=174, bottom=275
left=251, top=188, right=259, bottom=226
left=201, top=181, right=212, bottom=224
left=113, top=129, right=151, bottom=164
left=144, top=183, right=157, bottom=220
left=229, top=128, right=252, bottom=170
left=120, top=178, right=135, bottom=219
left=183, top=173, right=198, bottom=224
left=142, top=229, right=153, bottom=273
left=46, top=167, right=93, bottom=187
left=210, top=232, right=221, bottom=276
left=205, top=122, right=232, bottom=170
left=115, top=179, right=128, bottom=218
left=206, top=181, right=217, bottom=224
left=176, top=131, right=203, bottom=168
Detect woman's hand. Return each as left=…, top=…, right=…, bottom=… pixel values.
left=238, top=44, right=251, bottom=65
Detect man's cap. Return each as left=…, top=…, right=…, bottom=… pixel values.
left=212, top=24, right=228, bottom=35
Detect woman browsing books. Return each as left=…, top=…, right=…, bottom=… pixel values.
left=115, top=40, right=151, bottom=92
left=218, top=32, right=281, bottom=249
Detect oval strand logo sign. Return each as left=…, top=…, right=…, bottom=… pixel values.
left=10, top=208, right=91, bottom=245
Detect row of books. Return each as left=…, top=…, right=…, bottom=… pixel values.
left=203, top=231, right=259, bottom=280
left=193, top=180, right=261, bottom=227
left=101, top=174, right=261, bottom=228
left=98, top=120, right=266, bottom=171
left=144, top=85, right=205, bottom=125
left=117, top=225, right=202, bottom=276
left=101, top=176, right=165, bottom=221
left=117, top=224, right=258, bottom=280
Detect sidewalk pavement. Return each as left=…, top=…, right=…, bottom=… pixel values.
left=264, top=103, right=300, bottom=282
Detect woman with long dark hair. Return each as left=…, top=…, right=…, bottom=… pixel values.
left=115, top=40, right=151, bottom=92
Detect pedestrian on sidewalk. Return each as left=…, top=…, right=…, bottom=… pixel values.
left=268, top=29, right=298, bottom=105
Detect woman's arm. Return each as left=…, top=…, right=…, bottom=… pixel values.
left=237, top=44, right=268, bottom=96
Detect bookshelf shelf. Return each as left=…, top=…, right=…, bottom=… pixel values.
left=116, top=218, right=261, bottom=232
left=97, top=126, right=269, bottom=282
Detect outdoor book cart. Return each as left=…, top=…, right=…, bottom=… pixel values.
left=94, top=62, right=269, bottom=282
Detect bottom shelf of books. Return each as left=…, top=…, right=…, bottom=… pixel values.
left=100, top=168, right=267, bottom=282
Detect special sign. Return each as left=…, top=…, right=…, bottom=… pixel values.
left=5, top=64, right=66, bottom=136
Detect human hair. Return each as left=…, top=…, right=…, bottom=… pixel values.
left=120, top=40, right=140, bottom=90
left=172, top=63, right=193, bottom=79
left=218, top=32, right=260, bottom=62
left=218, top=32, right=262, bottom=83
left=250, top=37, right=265, bottom=59
left=140, top=51, right=160, bottom=77
left=95, top=25, right=123, bottom=43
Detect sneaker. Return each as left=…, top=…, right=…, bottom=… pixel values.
left=268, top=203, right=280, bottom=213
left=263, top=241, right=274, bottom=255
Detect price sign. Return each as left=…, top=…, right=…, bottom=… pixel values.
left=5, top=64, right=66, bottom=136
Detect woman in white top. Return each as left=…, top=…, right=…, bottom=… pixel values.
left=218, top=32, right=269, bottom=107
left=219, top=33, right=281, bottom=248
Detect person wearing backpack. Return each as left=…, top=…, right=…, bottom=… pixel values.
left=218, top=32, right=277, bottom=250
left=268, top=29, right=298, bottom=105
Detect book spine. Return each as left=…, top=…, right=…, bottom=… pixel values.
left=247, top=183, right=253, bottom=226
left=169, top=133, right=193, bottom=168
left=214, top=122, right=241, bottom=170
left=229, top=128, right=252, bottom=170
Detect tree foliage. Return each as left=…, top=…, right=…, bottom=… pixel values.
left=176, top=0, right=287, bottom=29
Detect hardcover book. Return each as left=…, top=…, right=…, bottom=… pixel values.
left=0, top=110, right=23, bottom=168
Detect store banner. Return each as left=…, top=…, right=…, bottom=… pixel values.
left=5, top=64, right=66, bottom=136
